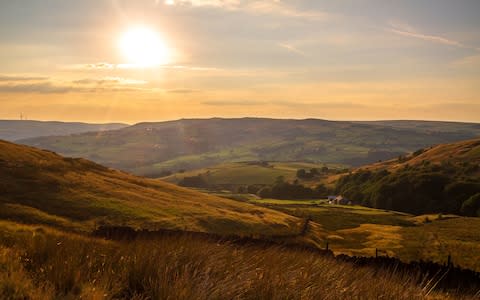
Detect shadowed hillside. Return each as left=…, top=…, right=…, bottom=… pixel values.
left=335, top=138, right=480, bottom=215
left=0, top=120, right=127, bottom=141
left=19, top=118, right=480, bottom=176
left=0, top=140, right=304, bottom=237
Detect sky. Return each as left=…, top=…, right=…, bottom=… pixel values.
left=0, top=0, right=480, bottom=123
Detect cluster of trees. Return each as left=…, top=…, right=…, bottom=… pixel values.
left=335, top=161, right=480, bottom=216
left=178, top=175, right=209, bottom=188
left=257, top=180, right=330, bottom=200
left=179, top=173, right=331, bottom=200
left=296, top=167, right=333, bottom=179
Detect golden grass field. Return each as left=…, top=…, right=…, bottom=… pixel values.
left=2, top=140, right=480, bottom=299
left=249, top=199, right=480, bottom=272
left=2, top=220, right=474, bottom=300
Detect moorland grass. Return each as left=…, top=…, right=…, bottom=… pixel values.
left=0, top=220, right=463, bottom=300
left=250, top=201, right=480, bottom=272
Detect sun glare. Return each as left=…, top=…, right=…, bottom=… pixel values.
left=119, top=26, right=170, bottom=67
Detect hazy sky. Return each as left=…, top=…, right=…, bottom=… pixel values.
left=1, top=0, right=480, bottom=123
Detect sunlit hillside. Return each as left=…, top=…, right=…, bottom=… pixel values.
left=0, top=140, right=304, bottom=237
left=361, top=138, right=480, bottom=173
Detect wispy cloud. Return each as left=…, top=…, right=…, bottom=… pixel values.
left=73, top=77, right=148, bottom=85
left=64, top=62, right=221, bottom=72
left=278, top=43, right=307, bottom=57
left=165, top=0, right=330, bottom=21
left=0, top=75, right=49, bottom=82
left=166, top=89, right=199, bottom=94
left=387, top=21, right=479, bottom=51
left=66, top=62, right=116, bottom=70
left=0, top=82, right=74, bottom=94
left=0, top=76, right=149, bottom=94
left=202, top=99, right=368, bottom=109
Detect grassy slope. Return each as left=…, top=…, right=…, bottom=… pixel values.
left=361, top=138, right=480, bottom=173
left=0, top=140, right=303, bottom=237
left=19, top=118, right=480, bottom=175
left=161, top=161, right=342, bottom=186
left=0, top=120, right=127, bottom=141
left=320, top=138, right=480, bottom=186
left=249, top=198, right=480, bottom=272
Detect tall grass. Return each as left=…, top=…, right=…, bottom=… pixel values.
left=1, top=221, right=467, bottom=300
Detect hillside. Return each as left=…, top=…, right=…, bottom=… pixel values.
left=0, top=120, right=127, bottom=141
left=162, top=161, right=343, bottom=187
left=360, top=138, right=480, bottom=172
left=19, top=118, right=480, bottom=176
left=249, top=198, right=480, bottom=273
left=0, top=140, right=303, bottom=237
left=334, top=138, right=480, bottom=216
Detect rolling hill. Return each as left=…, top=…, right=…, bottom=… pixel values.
left=161, top=161, right=342, bottom=187
left=0, top=140, right=305, bottom=237
left=359, top=138, right=480, bottom=172
left=334, top=138, right=480, bottom=216
left=0, top=120, right=127, bottom=141
left=19, top=118, right=480, bottom=176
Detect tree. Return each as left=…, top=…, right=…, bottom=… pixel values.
left=178, top=175, right=209, bottom=188
left=461, top=193, right=480, bottom=217
left=258, top=187, right=272, bottom=198
left=275, top=176, right=285, bottom=184
left=314, top=184, right=328, bottom=197
left=296, top=169, right=307, bottom=179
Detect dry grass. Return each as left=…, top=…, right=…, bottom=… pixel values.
left=0, top=140, right=300, bottom=236
left=1, top=220, right=462, bottom=300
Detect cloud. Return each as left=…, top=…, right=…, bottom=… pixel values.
left=65, top=62, right=116, bottom=71
left=0, top=77, right=149, bottom=94
left=451, top=54, right=480, bottom=68
left=0, top=75, right=49, bottom=82
left=64, top=62, right=221, bottom=72
left=387, top=21, right=479, bottom=51
left=73, top=77, right=148, bottom=85
left=202, top=99, right=369, bottom=109
left=0, top=82, right=73, bottom=94
left=166, top=0, right=330, bottom=21
left=245, top=1, right=329, bottom=21
left=278, top=43, right=307, bottom=57
left=202, top=100, right=262, bottom=106
left=166, top=89, right=199, bottom=94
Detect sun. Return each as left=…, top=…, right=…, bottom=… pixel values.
left=119, top=26, right=170, bottom=67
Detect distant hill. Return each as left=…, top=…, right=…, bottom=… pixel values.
left=0, top=120, right=127, bottom=141
left=19, top=118, right=480, bottom=176
left=0, top=140, right=302, bottom=236
left=335, top=138, right=480, bottom=216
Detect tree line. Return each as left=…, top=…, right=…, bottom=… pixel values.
left=335, top=161, right=480, bottom=216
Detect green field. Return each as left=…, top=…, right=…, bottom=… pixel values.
left=246, top=198, right=480, bottom=272
left=161, top=161, right=342, bottom=186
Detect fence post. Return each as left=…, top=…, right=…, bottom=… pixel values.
left=375, top=248, right=378, bottom=258
left=447, top=254, right=452, bottom=267
left=326, top=242, right=329, bottom=251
